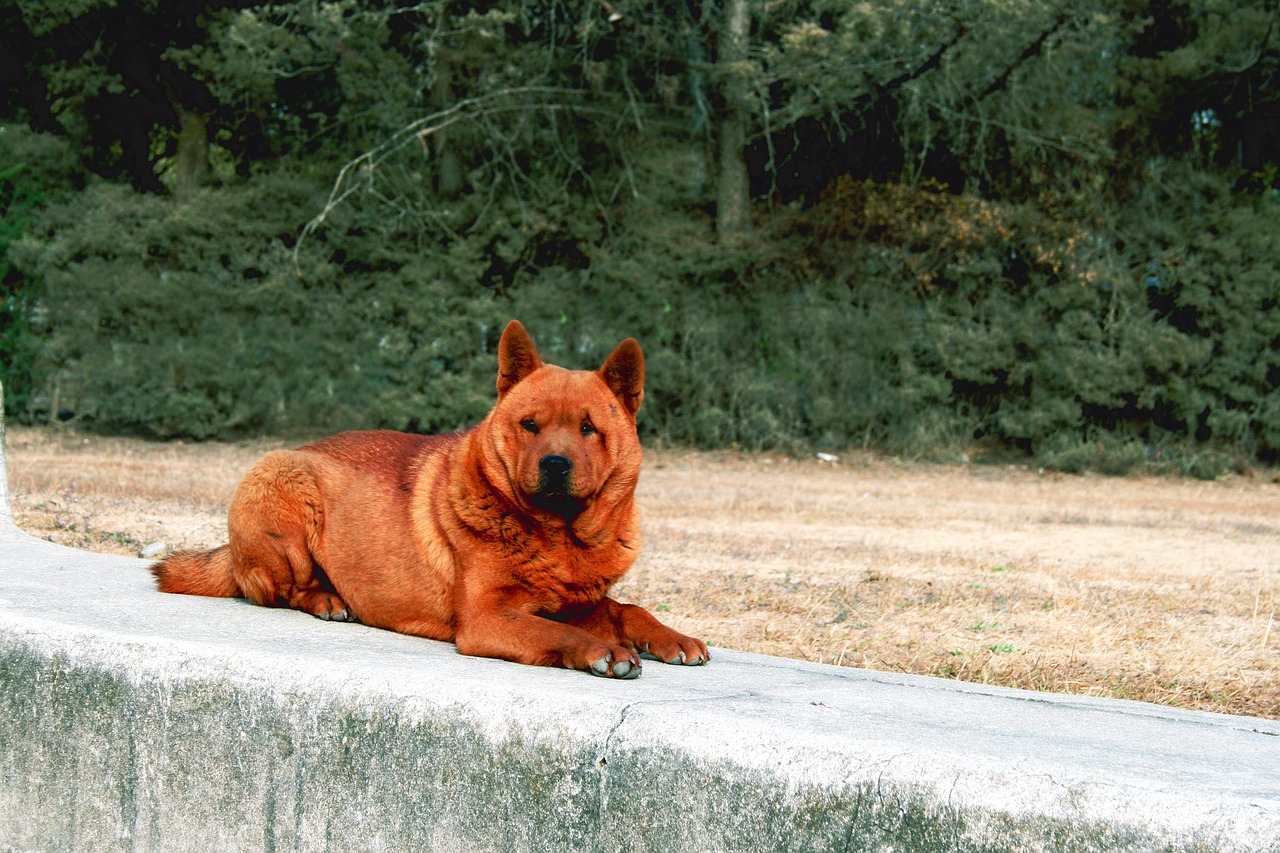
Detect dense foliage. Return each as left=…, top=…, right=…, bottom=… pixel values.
left=2, top=0, right=1277, bottom=475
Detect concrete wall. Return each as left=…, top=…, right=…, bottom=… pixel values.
left=1, top=393, right=1277, bottom=852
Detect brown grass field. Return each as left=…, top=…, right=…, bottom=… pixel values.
left=6, top=426, right=1278, bottom=720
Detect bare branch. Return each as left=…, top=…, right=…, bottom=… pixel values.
left=925, top=98, right=1101, bottom=160
left=293, top=86, right=607, bottom=275
left=979, top=14, right=1068, bottom=100
left=879, top=24, right=967, bottom=92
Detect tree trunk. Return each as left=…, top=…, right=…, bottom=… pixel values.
left=173, top=109, right=211, bottom=196
left=430, top=53, right=463, bottom=198
left=716, top=0, right=751, bottom=239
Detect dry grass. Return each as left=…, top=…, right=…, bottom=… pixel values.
left=6, top=426, right=1278, bottom=719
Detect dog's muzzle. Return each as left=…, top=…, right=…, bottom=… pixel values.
left=531, top=454, right=583, bottom=518
left=538, top=454, right=573, bottom=493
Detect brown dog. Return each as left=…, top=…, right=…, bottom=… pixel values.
left=150, top=320, right=708, bottom=678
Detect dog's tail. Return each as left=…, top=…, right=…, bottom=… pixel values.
left=150, top=545, right=240, bottom=598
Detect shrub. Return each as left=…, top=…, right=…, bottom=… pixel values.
left=6, top=165, right=1277, bottom=476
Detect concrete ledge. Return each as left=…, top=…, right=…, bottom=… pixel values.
left=3, top=532, right=1279, bottom=851
left=1, top=423, right=1278, bottom=850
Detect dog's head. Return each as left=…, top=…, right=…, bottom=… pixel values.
left=482, top=320, right=644, bottom=522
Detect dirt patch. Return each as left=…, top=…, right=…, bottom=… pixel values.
left=6, top=426, right=1278, bottom=719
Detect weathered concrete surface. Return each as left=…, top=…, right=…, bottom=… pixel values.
left=1, top=409, right=1278, bottom=851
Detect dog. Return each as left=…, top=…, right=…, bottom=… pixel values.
left=150, top=320, right=709, bottom=678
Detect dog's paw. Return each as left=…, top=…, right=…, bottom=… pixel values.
left=639, top=633, right=711, bottom=667
left=589, top=653, right=643, bottom=679
left=316, top=607, right=358, bottom=623
left=573, top=644, right=642, bottom=679
left=293, top=590, right=358, bottom=623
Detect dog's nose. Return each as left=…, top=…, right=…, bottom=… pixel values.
left=539, top=454, right=573, bottom=482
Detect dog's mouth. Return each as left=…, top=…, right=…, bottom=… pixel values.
left=527, top=490, right=586, bottom=520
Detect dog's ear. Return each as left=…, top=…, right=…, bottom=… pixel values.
left=497, top=320, right=543, bottom=396
left=599, top=338, right=644, bottom=415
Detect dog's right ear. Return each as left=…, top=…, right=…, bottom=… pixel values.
left=497, top=320, right=543, bottom=396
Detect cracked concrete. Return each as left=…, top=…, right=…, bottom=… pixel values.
left=1, top=401, right=1278, bottom=851
left=2, top=527, right=1278, bottom=852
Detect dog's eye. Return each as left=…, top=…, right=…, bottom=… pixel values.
left=520, top=419, right=539, bottom=434
left=580, top=421, right=596, bottom=437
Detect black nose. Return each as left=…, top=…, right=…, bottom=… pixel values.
left=539, top=455, right=573, bottom=486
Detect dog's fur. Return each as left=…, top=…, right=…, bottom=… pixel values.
left=150, top=320, right=708, bottom=678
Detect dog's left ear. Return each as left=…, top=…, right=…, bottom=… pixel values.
left=599, top=338, right=644, bottom=416
left=497, top=320, right=543, bottom=396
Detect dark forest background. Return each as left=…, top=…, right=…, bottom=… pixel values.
left=1, top=0, right=1277, bottom=477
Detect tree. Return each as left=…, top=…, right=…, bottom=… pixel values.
left=0, top=0, right=255, bottom=193
left=3, top=0, right=1278, bottom=469
left=716, top=0, right=752, bottom=237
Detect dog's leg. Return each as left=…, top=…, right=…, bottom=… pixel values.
left=570, top=597, right=710, bottom=666
left=228, top=450, right=355, bottom=622
left=453, top=589, right=645, bottom=678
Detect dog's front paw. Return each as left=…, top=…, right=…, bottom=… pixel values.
left=640, top=631, right=710, bottom=667
left=590, top=652, right=643, bottom=679
left=573, top=643, right=643, bottom=679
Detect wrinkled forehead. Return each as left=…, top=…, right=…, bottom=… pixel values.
left=502, top=366, right=614, bottom=416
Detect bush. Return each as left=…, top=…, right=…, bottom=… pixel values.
left=6, top=164, right=1277, bottom=477
left=11, top=175, right=357, bottom=437
left=1, top=126, right=77, bottom=417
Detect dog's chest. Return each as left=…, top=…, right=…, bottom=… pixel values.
left=517, top=530, right=633, bottom=611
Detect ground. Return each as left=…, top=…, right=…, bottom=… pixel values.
left=6, top=426, right=1278, bottom=719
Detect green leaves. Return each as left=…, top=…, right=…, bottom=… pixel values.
left=0, top=0, right=1276, bottom=472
